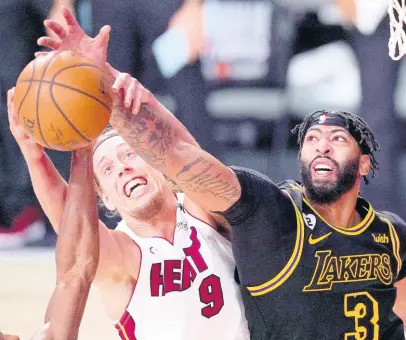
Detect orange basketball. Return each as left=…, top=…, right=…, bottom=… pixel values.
left=14, top=50, right=113, bottom=151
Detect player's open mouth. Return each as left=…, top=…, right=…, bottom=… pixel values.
left=311, top=158, right=336, bottom=177
left=314, top=164, right=332, bottom=175
left=124, top=177, right=147, bottom=198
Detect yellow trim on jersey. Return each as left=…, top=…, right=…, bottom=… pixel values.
left=288, top=183, right=374, bottom=235
left=303, top=197, right=375, bottom=236
left=247, top=190, right=305, bottom=296
left=289, top=183, right=301, bottom=191
left=116, top=322, right=131, bottom=340
left=384, top=217, right=402, bottom=278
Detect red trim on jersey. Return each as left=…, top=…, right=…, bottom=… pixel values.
left=115, top=310, right=137, bottom=340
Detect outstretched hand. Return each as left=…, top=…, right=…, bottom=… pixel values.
left=36, top=6, right=110, bottom=68
left=107, top=63, right=151, bottom=115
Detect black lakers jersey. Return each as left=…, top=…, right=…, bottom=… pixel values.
left=220, top=167, right=406, bottom=340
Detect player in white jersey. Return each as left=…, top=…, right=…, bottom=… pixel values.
left=7, top=7, right=249, bottom=340
left=94, top=125, right=248, bottom=340
left=114, top=193, right=245, bottom=339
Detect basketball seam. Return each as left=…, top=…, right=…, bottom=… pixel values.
left=36, top=52, right=64, bottom=148
left=49, top=63, right=112, bottom=144
left=49, top=63, right=107, bottom=143
left=49, top=85, right=91, bottom=143
left=18, top=79, right=112, bottom=112
left=16, top=59, right=36, bottom=122
left=51, top=63, right=112, bottom=111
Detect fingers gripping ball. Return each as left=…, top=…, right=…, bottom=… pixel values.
left=14, top=51, right=113, bottom=151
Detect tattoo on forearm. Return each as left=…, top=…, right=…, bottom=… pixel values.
left=176, top=157, right=240, bottom=203
left=164, top=175, right=183, bottom=192
left=110, top=100, right=173, bottom=167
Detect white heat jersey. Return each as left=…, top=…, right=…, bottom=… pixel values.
left=114, top=194, right=249, bottom=340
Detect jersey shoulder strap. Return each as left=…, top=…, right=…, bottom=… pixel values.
left=277, top=180, right=303, bottom=211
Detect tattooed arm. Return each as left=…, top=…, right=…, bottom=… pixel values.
left=109, top=71, right=241, bottom=213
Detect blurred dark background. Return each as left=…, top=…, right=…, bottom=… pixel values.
left=1, top=0, right=405, bottom=249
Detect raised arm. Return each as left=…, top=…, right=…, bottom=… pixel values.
left=44, top=146, right=98, bottom=340
left=27, top=147, right=98, bottom=340
left=8, top=91, right=123, bottom=281
left=38, top=7, right=241, bottom=213
left=7, top=88, right=67, bottom=229
left=107, top=69, right=241, bottom=213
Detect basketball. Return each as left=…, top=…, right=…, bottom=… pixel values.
left=14, top=50, right=113, bottom=151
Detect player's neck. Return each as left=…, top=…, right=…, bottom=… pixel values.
left=306, top=186, right=362, bottom=229
left=124, top=193, right=178, bottom=241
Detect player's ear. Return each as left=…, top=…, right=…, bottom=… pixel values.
left=100, top=192, right=116, bottom=211
left=359, top=154, right=371, bottom=176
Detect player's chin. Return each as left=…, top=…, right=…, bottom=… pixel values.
left=125, top=190, right=157, bottom=212
left=312, top=173, right=338, bottom=184
left=311, top=177, right=337, bottom=189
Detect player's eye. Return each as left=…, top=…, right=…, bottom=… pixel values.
left=104, top=166, right=113, bottom=175
left=123, top=152, right=136, bottom=160
left=306, top=135, right=318, bottom=142
left=332, top=135, right=347, bottom=142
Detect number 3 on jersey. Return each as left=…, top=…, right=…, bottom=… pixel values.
left=184, top=227, right=225, bottom=318
left=344, top=292, right=379, bottom=340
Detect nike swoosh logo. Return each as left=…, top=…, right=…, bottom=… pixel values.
left=308, top=232, right=333, bottom=245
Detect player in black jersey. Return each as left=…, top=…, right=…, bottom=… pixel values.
left=219, top=110, right=406, bottom=340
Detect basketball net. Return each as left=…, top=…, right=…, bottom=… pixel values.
left=389, top=0, right=406, bottom=60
